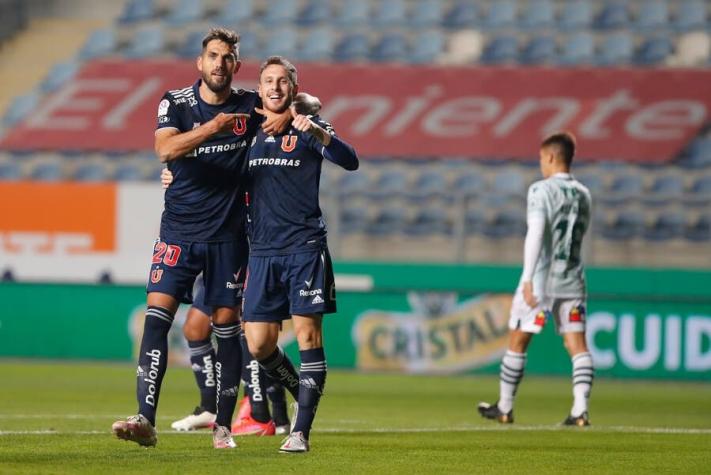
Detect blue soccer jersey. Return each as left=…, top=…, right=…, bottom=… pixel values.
left=246, top=115, right=358, bottom=255
left=156, top=79, right=261, bottom=242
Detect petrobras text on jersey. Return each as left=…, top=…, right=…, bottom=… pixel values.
left=249, top=157, right=301, bottom=168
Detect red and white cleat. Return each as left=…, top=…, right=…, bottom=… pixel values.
left=112, top=414, right=157, bottom=447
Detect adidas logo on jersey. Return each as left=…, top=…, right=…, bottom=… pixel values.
left=311, top=295, right=324, bottom=305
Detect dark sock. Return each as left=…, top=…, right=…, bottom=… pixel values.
left=136, top=306, right=174, bottom=426
left=293, top=347, right=327, bottom=439
left=187, top=338, right=216, bottom=413
left=258, top=347, right=299, bottom=400
left=267, top=380, right=289, bottom=426
left=213, top=322, right=242, bottom=428
left=240, top=331, right=270, bottom=422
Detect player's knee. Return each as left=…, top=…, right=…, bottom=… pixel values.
left=295, top=326, right=322, bottom=350
left=248, top=339, right=276, bottom=360
left=211, top=307, right=237, bottom=325
left=183, top=314, right=211, bottom=340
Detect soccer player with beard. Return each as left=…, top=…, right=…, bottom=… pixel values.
left=111, top=28, right=290, bottom=449
left=242, top=56, right=358, bottom=453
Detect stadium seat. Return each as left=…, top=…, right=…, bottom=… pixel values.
left=643, top=175, right=685, bottom=206
left=238, top=30, right=260, bottom=60
left=118, top=0, right=154, bottom=24
left=482, top=207, right=526, bottom=238
left=684, top=213, right=711, bottom=241
left=333, top=33, right=369, bottom=62
left=558, top=32, right=595, bottom=65
left=406, top=207, right=452, bottom=236
left=165, top=0, right=204, bottom=26
left=635, top=0, right=669, bottom=30
left=464, top=207, right=487, bottom=235
left=481, top=35, right=519, bottom=64
left=576, top=172, right=604, bottom=195
left=482, top=0, right=517, bottom=29
left=519, top=0, right=555, bottom=29
left=409, top=0, right=443, bottom=28
left=409, top=30, right=445, bottom=64
left=492, top=169, right=526, bottom=198
left=340, top=205, right=369, bottom=233
left=680, top=137, right=711, bottom=168
left=74, top=163, right=109, bottom=181
left=338, top=170, right=370, bottom=195
left=443, top=1, right=479, bottom=28
left=123, top=25, right=164, bottom=59
left=674, top=0, right=707, bottom=32
left=635, top=36, right=674, bottom=65
left=643, top=210, right=686, bottom=241
left=212, top=0, right=254, bottom=25
left=114, top=162, right=146, bottom=181
left=451, top=172, right=486, bottom=199
left=2, top=92, right=39, bottom=127
left=559, top=0, right=593, bottom=31
left=78, top=28, right=116, bottom=60
left=261, top=27, right=297, bottom=58
left=684, top=175, right=711, bottom=207
left=30, top=162, right=64, bottom=181
left=601, top=210, right=645, bottom=240
left=368, top=170, right=408, bottom=199
left=370, top=32, right=407, bottom=63
left=407, top=169, right=448, bottom=202
left=297, top=0, right=331, bottom=26
left=176, top=30, right=204, bottom=58
left=596, top=31, right=634, bottom=65
left=595, top=1, right=630, bottom=30
left=371, top=0, right=407, bottom=28
left=334, top=2, right=369, bottom=27
left=520, top=35, right=556, bottom=64
left=599, top=173, right=644, bottom=205
left=296, top=28, right=334, bottom=62
left=0, top=160, right=23, bottom=180
left=366, top=206, right=408, bottom=236
left=262, top=0, right=298, bottom=25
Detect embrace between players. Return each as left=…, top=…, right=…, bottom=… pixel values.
left=113, top=26, right=595, bottom=452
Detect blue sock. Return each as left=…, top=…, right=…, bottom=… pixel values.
left=258, top=347, right=299, bottom=400
left=293, top=347, right=327, bottom=439
left=240, top=331, right=270, bottom=422
left=136, top=306, right=174, bottom=426
left=267, top=380, right=289, bottom=427
left=213, top=322, right=242, bottom=428
left=187, top=338, right=216, bottom=413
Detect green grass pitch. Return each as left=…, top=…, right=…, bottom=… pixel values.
left=1, top=361, right=710, bottom=474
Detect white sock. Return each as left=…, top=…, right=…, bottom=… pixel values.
left=571, top=352, right=594, bottom=417
left=497, top=350, right=526, bottom=413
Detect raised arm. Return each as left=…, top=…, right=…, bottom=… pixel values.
left=290, top=109, right=359, bottom=171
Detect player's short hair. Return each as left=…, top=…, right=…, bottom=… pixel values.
left=202, top=27, right=240, bottom=59
left=259, top=56, right=298, bottom=87
left=541, top=132, right=576, bottom=165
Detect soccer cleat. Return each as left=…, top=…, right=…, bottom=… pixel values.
left=477, top=401, right=514, bottom=423
left=170, top=406, right=216, bottom=431
left=562, top=412, right=590, bottom=427
left=112, top=414, right=157, bottom=447
left=231, top=414, right=276, bottom=436
left=213, top=425, right=237, bottom=449
left=279, top=431, right=309, bottom=453
left=236, top=396, right=251, bottom=421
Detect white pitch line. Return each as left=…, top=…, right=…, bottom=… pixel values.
left=1, top=426, right=710, bottom=436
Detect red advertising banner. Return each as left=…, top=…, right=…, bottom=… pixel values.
left=1, top=60, right=709, bottom=162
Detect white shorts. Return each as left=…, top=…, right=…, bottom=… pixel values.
left=509, top=286, right=586, bottom=335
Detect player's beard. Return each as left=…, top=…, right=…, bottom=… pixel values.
left=202, top=70, right=232, bottom=94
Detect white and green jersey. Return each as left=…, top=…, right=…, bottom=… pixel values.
left=527, top=173, right=591, bottom=298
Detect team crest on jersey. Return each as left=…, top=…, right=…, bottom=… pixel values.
left=534, top=310, right=547, bottom=327
left=569, top=305, right=585, bottom=322
left=150, top=269, right=163, bottom=284
left=233, top=116, right=247, bottom=135
left=281, top=135, right=298, bottom=152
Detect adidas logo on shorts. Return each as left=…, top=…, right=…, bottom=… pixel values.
left=311, top=295, right=324, bottom=304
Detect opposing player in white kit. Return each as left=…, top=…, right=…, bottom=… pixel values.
left=478, top=132, right=594, bottom=426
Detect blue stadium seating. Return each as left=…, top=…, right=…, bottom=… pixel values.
left=0, top=160, right=22, bottom=180
left=595, top=1, right=630, bottom=29
left=123, top=25, right=164, bottom=59
left=559, top=0, right=593, bottom=31
left=599, top=173, right=644, bottom=205
left=340, top=205, right=369, bottom=233
left=261, top=27, right=297, bottom=57
left=492, top=169, right=526, bottom=198
left=334, top=33, right=369, bottom=62
left=635, top=0, right=669, bottom=30
left=520, top=0, right=555, bottom=29
left=114, top=163, right=146, bottom=181
left=452, top=172, right=486, bottom=198
left=483, top=0, right=517, bottom=29
left=443, top=1, right=479, bottom=28
left=296, top=28, right=334, bottom=62
left=371, top=0, right=407, bottom=28
left=558, top=32, right=595, bottom=65
left=406, top=207, right=452, bottom=236
left=371, top=32, right=408, bottom=62
left=74, top=163, right=108, bottom=181
left=409, top=30, right=445, bottom=64
left=520, top=35, right=556, bottom=64
left=78, top=28, right=116, bottom=60
left=409, top=0, right=444, bottom=28
left=681, top=137, right=711, bottom=168
left=239, top=30, right=260, bottom=59
left=481, top=35, right=519, bottom=64
left=482, top=207, right=526, bottom=238
left=407, top=170, right=447, bottom=201
left=263, top=0, right=299, bottom=25
left=597, top=31, right=634, bottom=65
left=2, top=92, right=39, bottom=127
left=297, top=0, right=331, bottom=26
left=601, top=210, right=645, bottom=240
left=40, top=60, right=79, bottom=93
left=465, top=208, right=487, bottom=235
left=165, top=0, right=204, bottom=26
left=368, top=170, right=408, bottom=199
left=30, top=162, right=64, bottom=181
left=334, top=2, right=369, bottom=27
left=338, top=170, right=370, bottom=195
left=576, top=172, right=605, bottom=195
left=635, top=36, right=673, bottom=65
left=213, top=0, right=254, bottom=25
left=684, top=175, right=711, bottom=206
left=118, top=0, right=154, bottom=24
left=685, top=213, right=711, bottom=241
left=176, top=30, right=205, bottom=58
left=366, top=206, right=408, bottom=236
left=643, top=210, right=686, bottom=241
left=643, top=175, right=685, bottom=206
left=674, top=0, right=707, bottom=31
